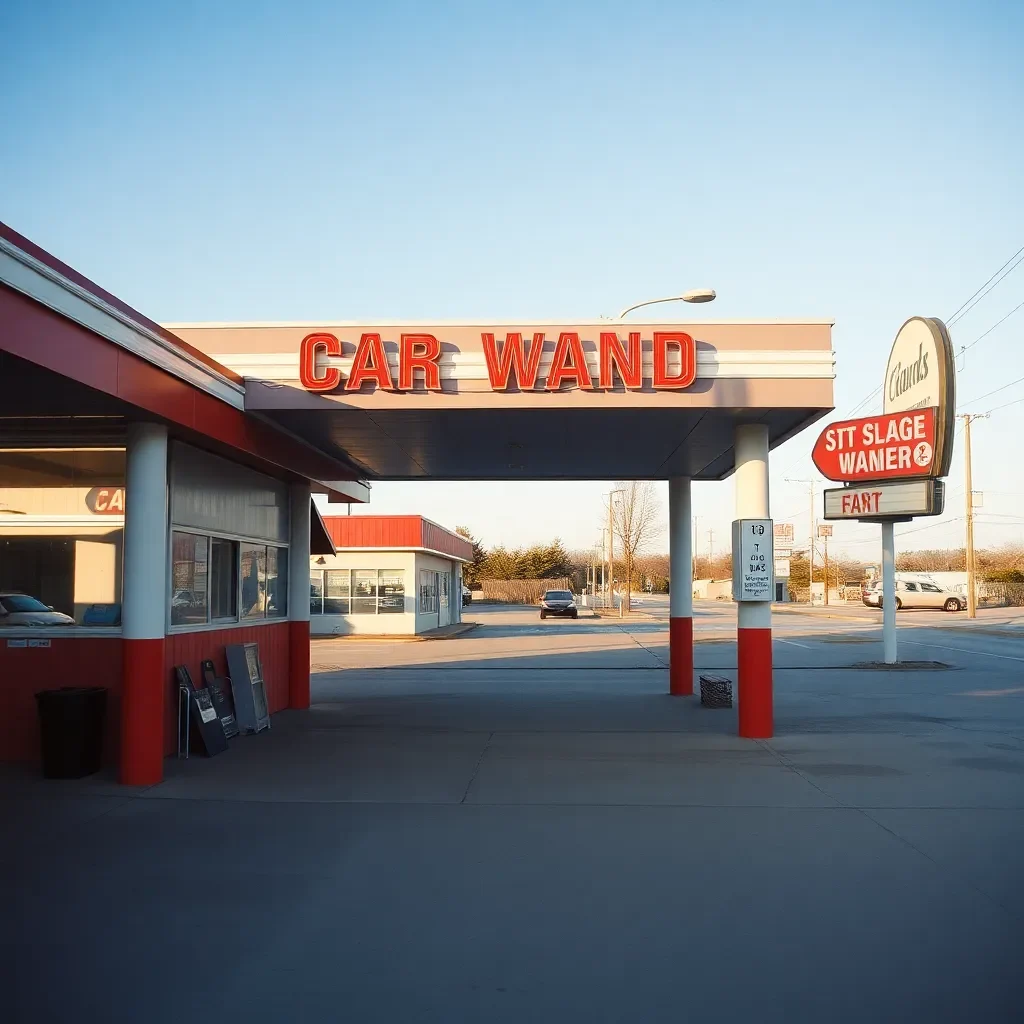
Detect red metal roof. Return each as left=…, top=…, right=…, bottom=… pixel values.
left=322, top=515, right=473, bottom=561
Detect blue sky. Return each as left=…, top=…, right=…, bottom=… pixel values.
left=3, top=0, right=1022, bottom=562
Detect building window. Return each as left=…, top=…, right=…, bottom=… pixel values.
left=240, top=544, right=267, bottom=619
left=324, top=569, right=350, bottom=614
left=310, top=572, right=324, bottom=615
left=378, top=570, right=405, bottom=613
left=419, top=569, right=437, bottom=613
left=352, top=569, right=377, bottom=614
left=169, top=532, right=288, bottom=629
left=210, top=538, right=238, bottom=621
left=266, top=546, right=288, bottom=618
left=171, top=532, right=209, bottom=626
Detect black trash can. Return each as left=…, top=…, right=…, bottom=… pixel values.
left=35, top=687, right=108, bottom=779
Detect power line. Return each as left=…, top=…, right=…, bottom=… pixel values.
left=960, top=373, right=1024, bottom=409
left=985, top=396, right=1024, bottom=416
left=957, top=299, right=1024, bottom=363
left=947, top=245, right=1024, bottom=326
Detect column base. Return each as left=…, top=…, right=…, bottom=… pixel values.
left=289, top=620, right=311, bottom=710
left=120, top=637, right=166, bottom=785
left=737, top=627, right=773, bottom=738
left=669, top=616, right=693, bottom=695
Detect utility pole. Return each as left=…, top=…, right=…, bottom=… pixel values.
left=786, top=478, right=818, bottom=603
left=960, top=414, right=988, bottom=619
left=707, top=529, right=714, bottom=574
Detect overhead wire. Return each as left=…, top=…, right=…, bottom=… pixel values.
left=947, top=246, right=1024, bottom=327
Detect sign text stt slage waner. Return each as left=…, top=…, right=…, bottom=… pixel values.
left=812, top=408, right=937, bottom=482
left=297, top=330, right=697, bottom=393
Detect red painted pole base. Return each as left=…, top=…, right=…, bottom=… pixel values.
left=289, top=619, right=311, bottom=710
left=120, top=637, right=166, bottom=785
left=737, top=627, right=773, bottom=738
left=669, top=616, right=693, bottom=695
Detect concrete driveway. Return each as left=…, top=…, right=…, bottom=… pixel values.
left=2, top=603, right=1023, bottom=1022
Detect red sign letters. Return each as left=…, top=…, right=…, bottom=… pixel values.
left=299, top=331, right=696, bottom=393
left=812, top=408, right=937, bottom=482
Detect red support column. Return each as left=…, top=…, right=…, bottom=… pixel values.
left=119, top=423, right=168, bottom=785
left=737, top=627, right=773, bottom=737
left=288, top=482, right=312, bottom=710
left=120, top=638, right=166, bottom=784
left=289, top=619, right=311, bottom=709
left=669, top=616, right=693, bottom=695
left=735, top=423, right=773, bottom=738
left=668, top=476, right=694, bottom=696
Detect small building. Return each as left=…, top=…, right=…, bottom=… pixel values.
left=310, top=515, right=472, bottom=636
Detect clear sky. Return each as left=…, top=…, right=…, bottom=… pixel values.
left=3, top=0, right=1022, bottom=564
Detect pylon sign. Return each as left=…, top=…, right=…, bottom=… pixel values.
left=817, top=316, right=955, bottom=522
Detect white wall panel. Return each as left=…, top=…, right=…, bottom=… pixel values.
left=170, top=442, right=288, bottom=542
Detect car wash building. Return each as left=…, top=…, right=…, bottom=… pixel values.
left=310, top=515, right=471, bottom=636
left=1, top=220, right=834, bottom=784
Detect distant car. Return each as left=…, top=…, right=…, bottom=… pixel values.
left=866, top=580, right=964, bottom=612
left=862, top=582, right=882, bottom=608
left=0, top=592, right=75, bottom=626
left=462, top=585, right=472, bottom=607
left=540, top=589, right=577, bottom=619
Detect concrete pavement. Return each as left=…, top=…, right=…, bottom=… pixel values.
left=2, top=602, right=1023, bottom=1022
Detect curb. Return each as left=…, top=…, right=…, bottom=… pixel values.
left=312, top=622, right=480, bottom=644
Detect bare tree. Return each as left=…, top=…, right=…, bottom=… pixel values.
left=611, top=481, right=661, bottom=611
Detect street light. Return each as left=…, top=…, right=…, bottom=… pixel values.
left=617, top=289, right=717, bottom=319
left=606, top=488, right=626, bottom=612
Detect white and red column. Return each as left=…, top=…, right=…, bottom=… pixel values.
left=288, top=482, right=312, bottom=710
left=120, top=423, right=168, bottom=785
left=735, top=423, right=773, bottom=737
left=668, top=476, right=694, bottom=695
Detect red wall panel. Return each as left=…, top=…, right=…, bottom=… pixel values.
left=0, top=637, right=123, bottom=765
left=162, top=622, right=290, bottom=755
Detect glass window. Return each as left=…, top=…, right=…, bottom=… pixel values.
left=171, top=532, right=209, bottom=626
left=324, top=570, right=350, bottom=614
left=419, top=569, right=437, bottom=613
left=210, top=538, right=238, bottom=620
left=266, top=546, right=288, bottom=618
left=904, top=582, right=919, bottom=592
left=921, top=583, right=941, bottom=593
left=352, top=569, right=378, bottom=614
left=378, top=570, right=405, bottom=613
left=310, top=572, right=324, bottom=615
left=240, top=544, right=267, bottom=619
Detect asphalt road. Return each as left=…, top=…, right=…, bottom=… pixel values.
left=3, top=602, right=1023, bottom=1023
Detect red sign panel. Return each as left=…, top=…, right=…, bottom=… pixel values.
left=812, top=408, right=937, bottom=482
left=85, top=487, right=125, bottom=514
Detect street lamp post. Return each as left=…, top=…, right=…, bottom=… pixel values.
left=617, top=289, right=717, bottom=319
left=606, top=488, right=625, bottom=611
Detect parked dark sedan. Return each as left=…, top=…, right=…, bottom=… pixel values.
left=539, top=590, right=577, bottom=619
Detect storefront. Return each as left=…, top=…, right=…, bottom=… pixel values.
left=309, top=515, right=471, bottom=635
left=0, top=221, right=368, bottom=783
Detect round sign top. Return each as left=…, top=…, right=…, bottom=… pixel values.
left=882, top=316, right=955, bottom=478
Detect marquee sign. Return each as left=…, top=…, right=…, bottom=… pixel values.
left=298, top=330, right=697, bottom=393
left=824, top=479, right=945, bottom=520
left=812, top=408, right=937, bottom=482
